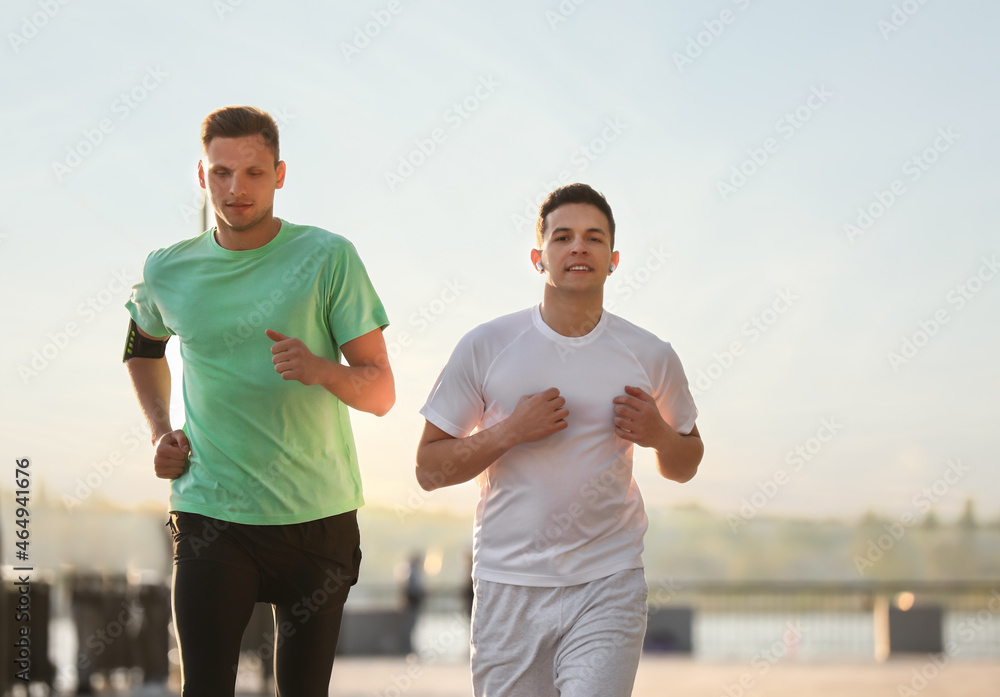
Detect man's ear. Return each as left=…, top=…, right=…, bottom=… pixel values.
left=197, top=160, right=206, bottom=189
left=530, top=248, right=544, bottom=273
left=275, top=160, right=286, bottom=189
left=609, top=250, right=620, bottom=273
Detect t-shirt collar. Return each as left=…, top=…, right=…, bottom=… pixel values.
left=530, top=303, right=609, bottom=347
left=207, top=218, right=287, bottom=258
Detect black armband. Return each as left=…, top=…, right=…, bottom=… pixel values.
left=123, top=318, right=168, bottom=362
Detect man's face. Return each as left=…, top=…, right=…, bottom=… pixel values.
left=533, top=203, right=619, bottom=291
left=198, top=134, right=285, bottom=233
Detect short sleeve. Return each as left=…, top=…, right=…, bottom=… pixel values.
left=124, top=254, right=170, bottom=337
left=420, top=332, right=486, bottom=439
left=653, top=343, right=698, bottom=436
left=327, top=242, right=389, bottom=347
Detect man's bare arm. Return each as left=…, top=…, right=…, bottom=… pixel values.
left=415, top=387, right=569, bottom=491
left=266, top=327, right=395, bottom=416
left=652, top=423, right=702, bottom=483
left=124, top=324, right=190, bottom=479
left=126, top=355, right=172, bottom=444
left=612, top=385, right=703, bottom=483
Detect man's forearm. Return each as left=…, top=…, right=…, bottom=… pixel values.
left=314, top=355, right=395, bottom=416
left=653, top=427, right=703, bottom=483
left=126, top=357, right=174, bottom=443
left=416, top=422, right=517, bottom=491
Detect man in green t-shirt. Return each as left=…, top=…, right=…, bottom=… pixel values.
left=124, top=105, right=394, bottom=697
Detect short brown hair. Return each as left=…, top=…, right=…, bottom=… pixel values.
left=536, top=183, right=616, bottom=249
left=201, top=106, right=280, bottom=167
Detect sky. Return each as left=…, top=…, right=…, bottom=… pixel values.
left=2, top=0, right=998, bottom=527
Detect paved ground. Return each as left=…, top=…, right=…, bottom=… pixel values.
left=83, top=655, right=1000, bottom=696
left=121, top=655, right=992, bottom=697
left=322, top=656, right=999, bottom=697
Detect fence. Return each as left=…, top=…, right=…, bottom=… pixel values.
left=352, top=580, right=1000, bottom=661
left=4, top=578, right=998, bottom=695
left=646, top=580, right=1000, bottom=660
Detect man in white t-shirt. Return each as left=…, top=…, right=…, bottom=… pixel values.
left=416, top=183, right=703, bottom=696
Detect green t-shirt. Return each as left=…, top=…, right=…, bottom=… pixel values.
left=125, top=220, right=388, bottom=524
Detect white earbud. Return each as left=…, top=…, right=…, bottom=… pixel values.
left=609, top=263, right=617, bottom=272
left=535, top=261, right=544, bottom=272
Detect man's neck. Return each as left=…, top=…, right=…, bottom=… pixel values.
left=538, top=286, right=605, bottom=337
left=214, top=215, right=281, bottom=251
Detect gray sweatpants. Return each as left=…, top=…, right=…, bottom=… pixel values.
left=471, top=568, right=647, bottom=697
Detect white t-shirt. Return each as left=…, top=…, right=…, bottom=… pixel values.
left=421, top=305, right=697, bottom=587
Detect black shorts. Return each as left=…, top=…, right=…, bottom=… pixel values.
left=166, top=510, right=362, bottom=697
left=168, top=509, right=362, bottom=611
